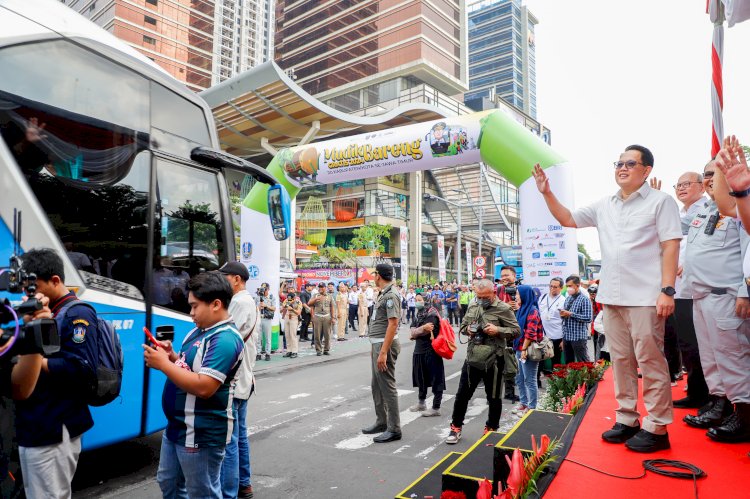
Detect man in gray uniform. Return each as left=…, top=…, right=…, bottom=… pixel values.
left=361, top=263, right=402, bottom=443
left=682, top=160, right=750, bottom=443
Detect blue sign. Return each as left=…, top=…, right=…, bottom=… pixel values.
left=247, top=264, right=260, bottom=279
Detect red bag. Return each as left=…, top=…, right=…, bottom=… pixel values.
left=431, top=317, right=457, bottom=360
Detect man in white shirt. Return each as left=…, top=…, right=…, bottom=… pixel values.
left=534, top=144, right=682, bottom=453
left=365, top=282, right=375, bottom=323
left=348, top=286, right=360, bottom=332
left=219, top=262, right=258, bottom=499
left=672, top=171, right=710, bottom=409
left=538, top=277, right=566, bottom=372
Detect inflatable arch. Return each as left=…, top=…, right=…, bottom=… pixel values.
left=240, top=109, right=578, bottom=316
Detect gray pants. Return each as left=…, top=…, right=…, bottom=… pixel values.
left=20, top=425, right=81, bottom=499
left=313, top=315, right=332, bottom=353
left=370, top=341, right=401, bottom=433
left=563, top=338, right=590, bottom=363
left=257, top=318, right=273, bottom=354
left=693, top=293, right=750, bottom=404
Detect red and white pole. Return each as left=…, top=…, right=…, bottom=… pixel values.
left=709, top=0, right=725, bottom=157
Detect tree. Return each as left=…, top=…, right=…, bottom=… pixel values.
left=577, top=243, right=591, bottom=263
left=350, top=223, right=392, bottom=253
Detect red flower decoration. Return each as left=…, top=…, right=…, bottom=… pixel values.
left=440, top=491, right=467, bottom=499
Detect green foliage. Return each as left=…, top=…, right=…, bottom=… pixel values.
left=538, top=361, right=607, bottom=412
left=577, top=243, right=591, bottom=262
left=165, top=200, right=221, bottom=252
left=350, top=223, right=392, bottom=253
left=310, top=246, right=356, bottom=265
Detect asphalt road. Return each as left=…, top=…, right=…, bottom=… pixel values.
left=72, top=323, right=530, bottom=498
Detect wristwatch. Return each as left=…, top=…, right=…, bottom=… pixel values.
left=660, top=286, right=676, bottom=297
left=728, top=188, right=750, bottom=198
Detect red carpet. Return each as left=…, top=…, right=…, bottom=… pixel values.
left=544, top=369, right=750, bottom=499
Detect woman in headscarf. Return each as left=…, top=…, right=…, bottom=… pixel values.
left=408, top=293, right=446, bottom=417
left=512, top=285, right=544, bottom=416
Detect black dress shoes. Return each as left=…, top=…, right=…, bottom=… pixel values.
left=373, top=431, right=402, bottom=443
left=684, top=397, right=731, bottom=428
left=361, top=423, right=387, bottom=435
left=625, top=429, right=670, bottom=453
left=707, top=404, right=750, bottom=443
left=602, top=422, right=641, bottom=443
left=673, top=396, right=709, bottom=409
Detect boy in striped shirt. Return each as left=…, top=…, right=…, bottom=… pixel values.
left=144, top=271, right=244, bottom=498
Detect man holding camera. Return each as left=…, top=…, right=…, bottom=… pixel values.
left=446, top=279, right=520, bottom=444
left=15, top=248, right=99, bottom=498
left=497, top=265, right=520, bottom=402
left=256, top=284, right=276, bottom=361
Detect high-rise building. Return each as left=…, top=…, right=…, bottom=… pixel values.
left=213, top=0, right=275, bottom=83
left=62, top=0, right=274, bottom=91
left=274, top=0, right=468, bottom=113
left=465, top=0, right=537, bottom=118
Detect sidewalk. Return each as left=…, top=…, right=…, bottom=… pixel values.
left=253, top=322, right=413, bottom=375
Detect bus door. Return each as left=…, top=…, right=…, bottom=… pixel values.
left=144, top=156, right=229, bottom=434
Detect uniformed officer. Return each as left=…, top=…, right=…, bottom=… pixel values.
left=309, top=282, right=336, bottom=356
left=446, top=279, right=520, bottom=445
left=682, top=160, right=750, bottom=442
left=281, top=291, right=302, bottom=358
left=361, top=263, right=403, bottom=443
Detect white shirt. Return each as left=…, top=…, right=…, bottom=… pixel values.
left=406, top=292, right=416, bottom=307
left=348, top=290, right=359, bottom=305
left=229, top=289, right=257, bottom=400
left=538, top=292, right=565, bottom=340
left=572, top=182, right=682, bottom=306
left=365, top=287, right=374, bottom=307
left=675, top=196, right=708, bottom=298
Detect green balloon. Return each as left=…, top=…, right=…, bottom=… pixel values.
left=478, top=111, right=566, bottom=187
left=242, top=151, right=301, bottom=213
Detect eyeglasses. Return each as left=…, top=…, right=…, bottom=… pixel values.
left=673, top=181, right=701, bottom=190
left=703, top=171, right=715, bottom=179
left=613, top=160, right=644, bottom=170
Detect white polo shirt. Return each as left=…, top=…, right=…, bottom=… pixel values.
left=572, top=182, right=682, bottom=306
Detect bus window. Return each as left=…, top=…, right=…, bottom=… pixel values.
left=154, top=160, right=227, bottom=313
left=151, top=83, right=210, bottom=145
left=15, top=150, right=152, bottom=299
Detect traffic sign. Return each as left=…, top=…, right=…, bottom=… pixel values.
left=475, top=268, right=486, bottom=278
left=474, top=256, right=486, bottom=268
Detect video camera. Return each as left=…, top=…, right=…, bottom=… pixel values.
left=0, top=209, right=60, bottom=357
left=469, top=316, right=488, bottom=345
left=503, top=279, right=523, bottom=301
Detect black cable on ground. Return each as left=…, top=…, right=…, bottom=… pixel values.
left=564, top=458, right=706, bottom=499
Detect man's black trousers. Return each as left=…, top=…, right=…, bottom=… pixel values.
left=451, top=360, right=504, bottom=430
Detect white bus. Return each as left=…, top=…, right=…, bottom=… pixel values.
left=0, top=0, right=287, bottom=450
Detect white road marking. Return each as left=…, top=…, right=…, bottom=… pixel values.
left=413, top=397, right=487, bottom=459
left=335, top=409, right=367, bottom=419
left=446, top=370, right=462, bottom=381
left=393, top=444, right=411, bottom=454
left=397, top=389, right=415, bottom=397
left=334, top=394, right=455, bottom=451
left=289, top=393, right=311, bottom=399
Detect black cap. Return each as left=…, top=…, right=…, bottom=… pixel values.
left=218, top=261, right=249, bottom=281
left=374, top=263, right=394, bottom=280
left=317, top=282, right=326, bottom=287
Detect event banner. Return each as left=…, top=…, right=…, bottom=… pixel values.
left=465, top=241, right=472, bottom=284
left=296, top=268, right=355, bottom=287
left=437, top=235, right=446, bottom=282
left=518, top=164, right=579, bottom=289
left=399, top=226, right=408, bottom=283
left=274, top=111, right=493, bottom=188
left=240, top=206, right=280, bottom=326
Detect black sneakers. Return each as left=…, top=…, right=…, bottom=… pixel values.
left=602, top=422, right=641, bottom=443
left=624, top=429, right=670, bottom=453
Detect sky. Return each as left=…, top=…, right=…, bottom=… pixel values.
left=524, top=0, right=750, bottom=259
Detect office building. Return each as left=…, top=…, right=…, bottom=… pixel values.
left=62, top=0, right=274, bottom=91
left=465, top=0, right=537, bottom=118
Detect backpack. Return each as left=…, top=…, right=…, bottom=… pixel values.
left=57, top=300, right=123, bottom=406
left=431, top=317, right=457, bottom=360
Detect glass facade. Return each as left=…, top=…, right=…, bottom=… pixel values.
left=466, top=0, right=537, bottom=118
left=275, top=0, right=464, bottom=96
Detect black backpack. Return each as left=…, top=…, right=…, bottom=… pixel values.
left=57, top=300, right=124, bottom=406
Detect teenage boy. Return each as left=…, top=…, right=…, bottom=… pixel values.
left=144, top=272, right=244, bottom=498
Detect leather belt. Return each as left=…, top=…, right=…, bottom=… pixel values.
left=710, top=288, right=727, bottom=295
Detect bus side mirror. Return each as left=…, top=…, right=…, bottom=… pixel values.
left=267, top=184, right=291, bottom=241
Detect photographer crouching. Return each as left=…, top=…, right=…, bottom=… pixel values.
left=445, top=279, right=521, bottom=444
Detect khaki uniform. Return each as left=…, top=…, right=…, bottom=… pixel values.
left=451, top=299, right=520, bottom=430
left=368, top=283, right=402, bottom=433
left=282, top=298, right=302, bottom=354
left=357, top=291, right=369, bottom=337
left=336, top=292, right=348, bottom=339
left=312, top=293, right=334, bottom=354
